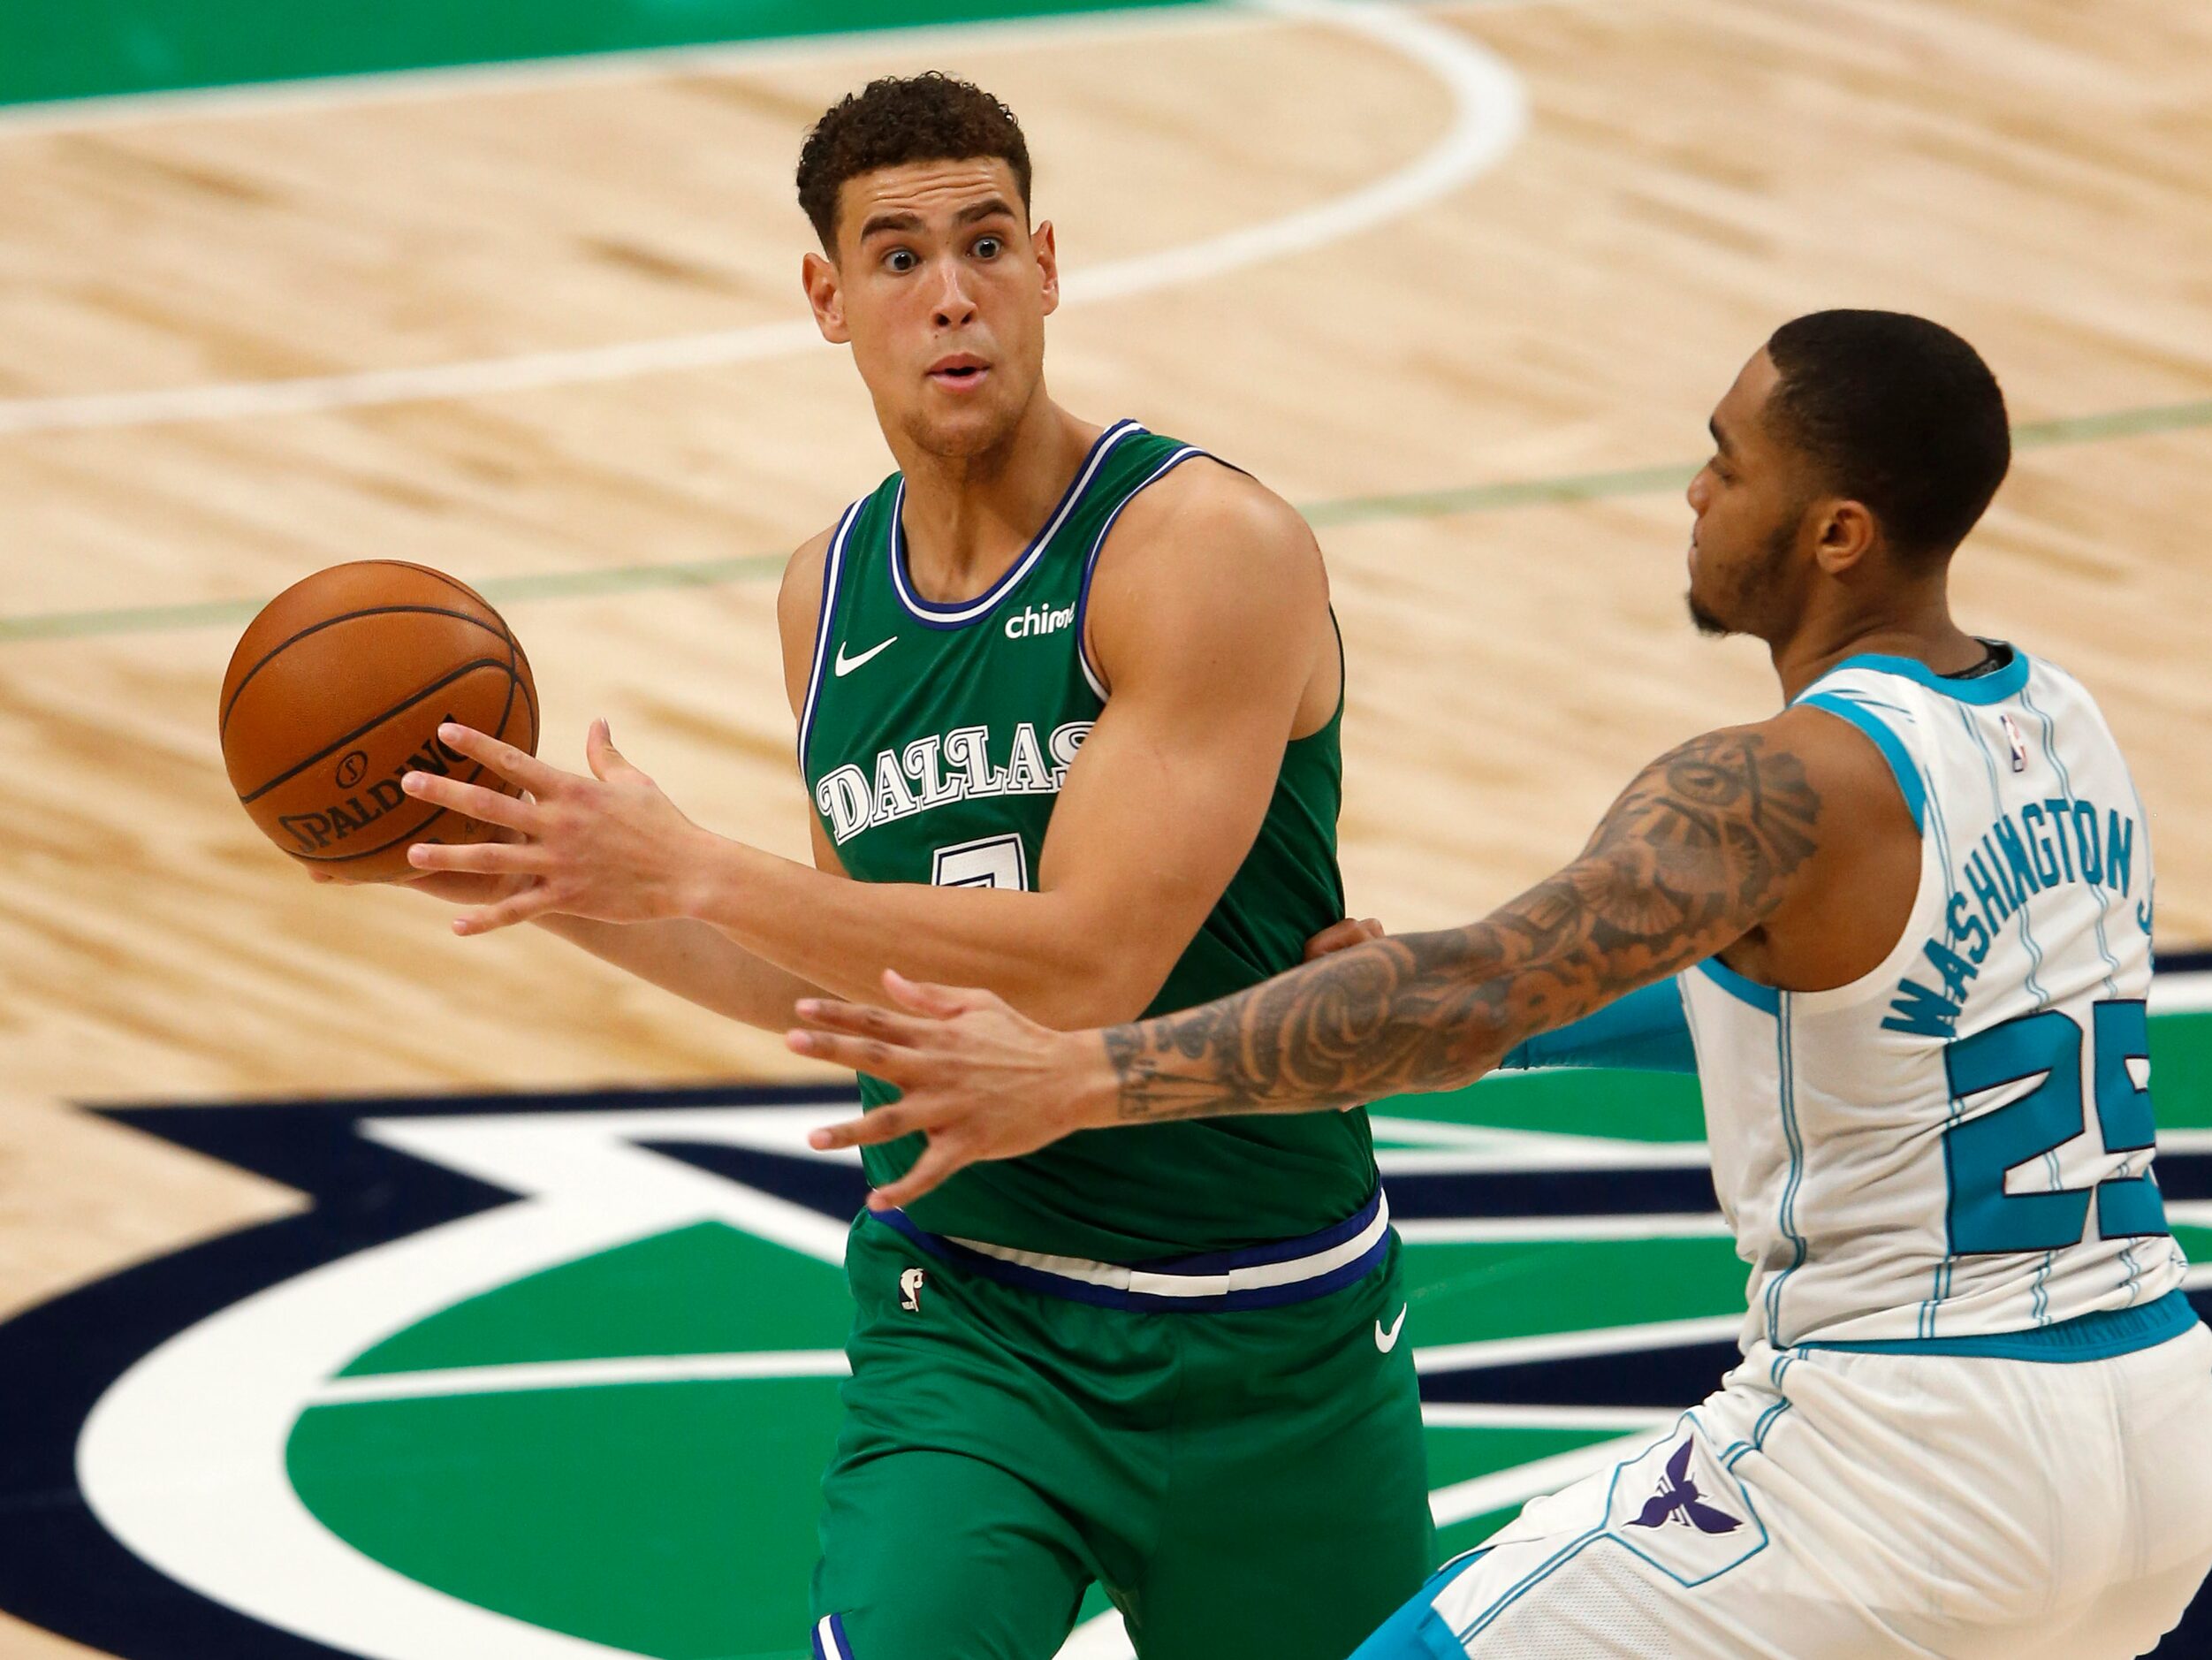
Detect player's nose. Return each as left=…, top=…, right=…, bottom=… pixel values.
left=931, top=266, right=978, bottom=329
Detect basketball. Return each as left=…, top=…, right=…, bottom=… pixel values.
left=218, top=560, right=538, bottom=883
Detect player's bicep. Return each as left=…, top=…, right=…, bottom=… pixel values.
left=1041, top=686, right=1292, bottom=917
left=1036, top=505, right=1322, bottom=971
left=1557, top=721, right=1826, bottom=972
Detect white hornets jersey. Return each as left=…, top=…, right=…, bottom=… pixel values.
left=1680, top=645, right=2187, bottom=1352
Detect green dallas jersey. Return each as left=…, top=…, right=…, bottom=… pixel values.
left=798, top=420, right=1373, bottom=1261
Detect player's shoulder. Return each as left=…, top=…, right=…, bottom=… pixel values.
left=1743, top=703, right=1916, bottom=836
left=1098, top=453, right=1323, bottom=600
left=776, top=521, right=840, bottom=632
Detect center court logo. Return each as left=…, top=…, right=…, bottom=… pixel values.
left=1, top=1073, right=2204, bottom=1660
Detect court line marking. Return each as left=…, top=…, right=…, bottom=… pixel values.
left=1397, top=1214, right=1729, bottom=1243
left=4, top=395, right=2206, bottom=645
left=0, top=0, right=1525, bottom=436
left=1414, top=1314, right=1744, bottom=1373
left=1427, top=1428, right=1660, bottom=1528
left=0, top=0, right=1552, bottom=137
left=308, top=1349, right=851, bottom=1404
left=1422, top=1402, right=1673, bottom=1432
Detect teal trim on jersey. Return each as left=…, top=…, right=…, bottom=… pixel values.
left=1798, top=1286, right=2200, bottom=1363
left=1347, top=1550, right=1487, bottom=1660
left=1499, top=978, right=1696, bottom=1074
left=1797, top=693, right=1926, bottom=834
left=1822, top=648, right=2031, bottom=705
left=1693, top=956, right=1780, bottom=1016
left=1765, top=998, right=1808, bottom=1345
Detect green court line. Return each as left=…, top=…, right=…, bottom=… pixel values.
left=6, top=395, right=2208, bottom=645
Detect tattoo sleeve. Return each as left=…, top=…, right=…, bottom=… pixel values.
left=1100, top=727, right=1821, bottom=1121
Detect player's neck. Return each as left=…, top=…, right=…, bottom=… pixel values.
left=1769, top=578, right=1985, bottom=704
left=893, top=396, right=1102, bottom=605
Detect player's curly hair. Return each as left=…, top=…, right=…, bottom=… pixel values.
left=796, top=73, right=1033, bottom=252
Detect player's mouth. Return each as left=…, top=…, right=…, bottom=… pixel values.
left=927, top=354, right=991, bottom=392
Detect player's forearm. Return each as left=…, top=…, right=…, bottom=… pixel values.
left=1082, top=925, right=1525, bottom=1123
left=684, top=837, right=1150, bottom=1027
left=1087, top=727, right=1823, bottom=1123
left=534, top=912, right=826, bottom=1032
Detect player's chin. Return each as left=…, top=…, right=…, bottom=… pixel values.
left=909, top=400, right=1019, bottom=459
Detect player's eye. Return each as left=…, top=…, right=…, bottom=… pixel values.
left=971, top=235, right=1003, bottom=260
left=884, top=247, right=918, bottom=274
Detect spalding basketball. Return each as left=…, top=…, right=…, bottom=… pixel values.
left=219, top=560, right=538, bottom=883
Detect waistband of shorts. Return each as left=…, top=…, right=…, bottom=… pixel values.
left=869, top=1188, right=1392, bottom=1312
left=1795, top=1286, right=2201, bottom=1364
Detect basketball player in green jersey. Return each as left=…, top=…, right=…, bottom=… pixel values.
left=392, top=74, right=1433, bottom=1660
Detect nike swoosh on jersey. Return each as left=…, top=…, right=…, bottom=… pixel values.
left=1375, top=1305, right=1407, bottom=1352
left=834, top=636, right=897, bottom=676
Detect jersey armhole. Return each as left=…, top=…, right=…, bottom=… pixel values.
left=1797, top=692, right=1926, bottom=834
left=1073, top=445, right=1211, bottom=700
left=1782, top=688, right=1948, bottom=1013
left=795, top=500, right=863, bottom=773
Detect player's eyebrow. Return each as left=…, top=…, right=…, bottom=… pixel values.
left=858, top=209, right=925, bottom=241
left=1709, top=416, right=1735, bottom=456
left=858, top=199, right=1016, bottom=243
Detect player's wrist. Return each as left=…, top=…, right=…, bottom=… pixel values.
left=1060, top=1029, right=1124, bottom=1134
left=669, top=825, right=742, bottom=924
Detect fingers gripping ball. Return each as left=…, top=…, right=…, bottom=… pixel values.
left=219, top=561, right=539, bottom=882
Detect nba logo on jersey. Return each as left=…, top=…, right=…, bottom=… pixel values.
left=2000, top=711, right=2029, bottom=772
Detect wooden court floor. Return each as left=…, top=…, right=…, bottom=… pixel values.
left=2, top=2, right=2210, bottom=1655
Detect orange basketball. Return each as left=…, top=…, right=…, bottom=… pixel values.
left=219, top=560, right=538, bottom=883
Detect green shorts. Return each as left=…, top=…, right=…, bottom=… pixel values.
left=810, top=1201, right=1434, bottom=1660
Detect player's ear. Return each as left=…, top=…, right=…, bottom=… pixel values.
left=802, top=249, right=850, bottom=345
left=1033, top=220, right=1060, bottom=316
left=1815, top=499, right=1877, bottom=575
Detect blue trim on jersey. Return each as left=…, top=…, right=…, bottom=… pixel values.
left=1072, top=441, right=1206, bottom=697
left=1694, top=955, right=1780, bottom=1015
left=1824, top=647, right=2030, bottom=704
left=886, top=420, right=1139, bottom=628
left=1799, top=1286, right=2199, bottom=1363
left=795, top=499, right=863, bottom=773
left=1797, top=693, right=1926, bottom=832
left=868, top=1192, right=1391, bottom=1312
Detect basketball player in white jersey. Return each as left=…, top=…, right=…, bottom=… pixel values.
left=784, top=310, right=2212, bottom=1657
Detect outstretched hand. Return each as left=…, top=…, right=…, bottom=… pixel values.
left=790, top=971, right=1114, bottom=1210
left=399, top=720, right=711, bottom=934
left=789, top=916, right=1387, bottom=1210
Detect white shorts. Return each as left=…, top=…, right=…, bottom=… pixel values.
left=1357, top=1309, right=2212, bottom=1659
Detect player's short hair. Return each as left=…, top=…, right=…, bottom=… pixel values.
left=796, top=73, right=1033, bottom=252
left=1764, top=310, right=2011, bottom=563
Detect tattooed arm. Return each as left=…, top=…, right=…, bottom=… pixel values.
left=792, top=714, right=1835, bottom=1208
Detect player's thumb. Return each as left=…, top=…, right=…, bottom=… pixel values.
left=585, top=717, right=631, bottom=781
